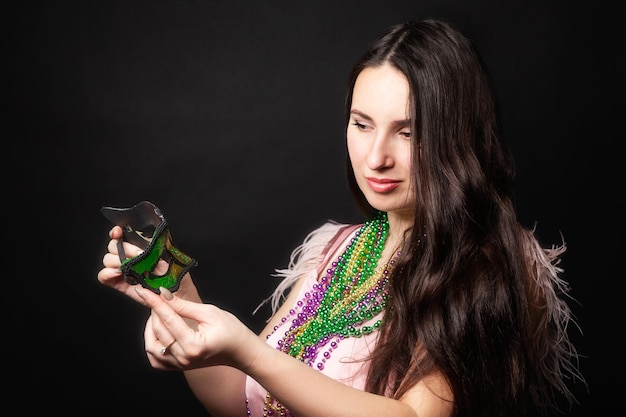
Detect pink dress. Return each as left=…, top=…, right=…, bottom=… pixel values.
left=244, top=222, right=383, bottom=416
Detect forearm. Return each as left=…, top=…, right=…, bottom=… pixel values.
left=184, top=366, right=247, bottom=417
left=179, top=279, right=247, bottom=417
left=245, top=343, right=418, bottom=417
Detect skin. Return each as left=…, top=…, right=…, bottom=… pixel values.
left=98, top=63, right=452, bottom=417
left=347, top=63, right=415, bottom=257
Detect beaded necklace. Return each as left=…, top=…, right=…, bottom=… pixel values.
left=261, top=211, right=397, bottom=417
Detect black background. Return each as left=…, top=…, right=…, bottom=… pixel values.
left=8, top=0, right=621, bottom=415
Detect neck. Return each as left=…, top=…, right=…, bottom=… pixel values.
left=384, top=210, right=413, bottom=260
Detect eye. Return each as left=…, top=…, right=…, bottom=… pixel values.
left=351, top=120, right=369, bottom=130
left=399, top=130, right=412, bottom=139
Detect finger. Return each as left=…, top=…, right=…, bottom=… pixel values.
left=106, top=238, right=120, bottom=256
left=115, top=240, right=144, bottom=258
left=146, top=352, right=182, bottom=370
left=106, top=234, right=143, bottom=259
left=150, top=312, right=177, bottom=351
left=144, top=315, right=182, bottom=370
left=158, top=339, right=177, bottom=356
left=134, top=286, right=191, bottom=342
left=153, top=258, right=170, bottom=276
left=97, top=263, right=123, bottom=283
left=102, top=252, right=123, bottom=269
left=109, top=225, right=124, bottom=239
left=156, top=287, right=212, bottom=324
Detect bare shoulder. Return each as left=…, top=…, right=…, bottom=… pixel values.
left=399, top=372, right=454, bottom=417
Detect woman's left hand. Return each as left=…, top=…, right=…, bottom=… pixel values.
left=134, top=286, right=261, bottom=372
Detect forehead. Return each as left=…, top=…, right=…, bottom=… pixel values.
left=352, top=64, right=410, bottom=119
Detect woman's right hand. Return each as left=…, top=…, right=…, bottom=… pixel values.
left=97, top=225, right=201, bottom=304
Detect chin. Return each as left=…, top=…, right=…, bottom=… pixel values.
left=367, top=201, right=402, bottom=213
left=366, top=199, right=414, bottom=216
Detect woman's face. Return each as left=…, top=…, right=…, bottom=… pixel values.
left=347, top=63, right=415, bottom=218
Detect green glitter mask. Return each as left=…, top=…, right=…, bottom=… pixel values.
left=100, top=201, right=197, bottom=294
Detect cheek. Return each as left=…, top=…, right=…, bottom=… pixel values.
left=390, top=143, right=414, bottom=186
left=402, top=150, right=413, bottom=171
left=346, top=134, right=365, bottom=166
left=400, top=141, right=414, bottom=168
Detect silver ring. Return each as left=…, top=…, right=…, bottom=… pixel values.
left=159, top=340, right=176, bottom=355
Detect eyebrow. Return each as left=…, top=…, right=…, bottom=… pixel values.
left=350, top=109, right=411, bottom=128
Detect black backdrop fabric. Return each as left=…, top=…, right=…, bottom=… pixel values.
left=8, top=0, right=621, bottom=415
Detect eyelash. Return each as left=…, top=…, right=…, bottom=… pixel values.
left=352, top=121, right=411, bottom=139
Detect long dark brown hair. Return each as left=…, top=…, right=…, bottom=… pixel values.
left=345, top=19, right=583, bottom=417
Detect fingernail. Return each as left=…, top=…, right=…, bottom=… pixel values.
left=160, top=287, right=174, bottom=301
left=134, top=286, right=146, bottom=299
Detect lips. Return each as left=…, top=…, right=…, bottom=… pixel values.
left=366, top=177, right=401, bottom=193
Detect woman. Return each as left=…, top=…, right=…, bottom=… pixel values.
left=98, top=19, right=583, bottom=417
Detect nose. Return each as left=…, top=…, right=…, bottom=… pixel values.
left=367, top=133, right=394, bottom=170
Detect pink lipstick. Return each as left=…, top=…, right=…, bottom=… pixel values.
left=366, top=177, right=401, bottom=193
